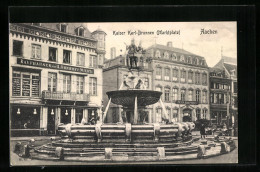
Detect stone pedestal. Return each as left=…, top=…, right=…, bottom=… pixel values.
left=55, top=147, right=64, bottom=160
left=157, top=147, right=166, bottom=160
left=104, top=148, right=113, bottom=160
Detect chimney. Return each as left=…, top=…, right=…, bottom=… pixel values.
left=110, top=47, right=116, bottom=59
left=167, top=41, right=172, bottom=47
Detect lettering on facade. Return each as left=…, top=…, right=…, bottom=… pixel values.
left=17, top=58, right=94, bottom=74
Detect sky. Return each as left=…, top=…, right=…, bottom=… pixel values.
left=86, top=22, right=237, bottom=67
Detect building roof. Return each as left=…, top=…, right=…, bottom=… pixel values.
left=222, top=56, right=237, bottom=65
left=35, top=23, right=95, bottom=40
left=223, top=63, right=237, bottom=75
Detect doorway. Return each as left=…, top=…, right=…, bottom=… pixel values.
left=47, top=107, right=56, bottom=135
left=182, top=108, right=192, bottom=122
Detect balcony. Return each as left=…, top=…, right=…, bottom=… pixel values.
left=42, top=90, right=90, bottom=102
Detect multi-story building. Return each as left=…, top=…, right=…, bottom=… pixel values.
left=103, top=42, right=210, bottom=123
left=103, top=55, right=153, bottom=123
left=212, top=56, right=237, bottom=132
left=146, top=42, right=210, bottom=123
left=9, top=23, right=106, bottom=136
left=209, top=67, right=232, bottom=125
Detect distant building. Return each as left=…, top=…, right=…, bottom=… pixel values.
left=209, top=68, right=232, bottom=125
left=146, top=42, right=210, bottom=123
left=9, top=23, right=106, bottom=136
left=212, top=56, right=237, bottom=131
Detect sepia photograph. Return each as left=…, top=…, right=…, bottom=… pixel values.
left=9, top=21, right=238, bottom=165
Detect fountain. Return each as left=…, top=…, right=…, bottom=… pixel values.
left=16, top=39, right=236, bottom=162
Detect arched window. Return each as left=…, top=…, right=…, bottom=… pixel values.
left=188, top=70, right=193, bottom=83
left=164, top=52, right=169, bottom=59
left=195, top=72, right=200, bottom=84
left=202, top=73, right=207, bottom=85
left=180, top=69, right=186, bottom=83
left=202, top=90, right=207, bottom=103
left=172, top=53, right=177, bottom=60
left=172, top=68, right=178, bottom=81
left=187, top=56, right=192, bottom=64
left=188, top=89, right=193, bottom=101
left=155, top=67, right=162, bottom=80
left=164, top=87, right=170, bottom=102
left=196, top=89, right=201, bottom=103
left=196, top=108, right=201, bottom=120
left=172, top=87, right=178, bottom=101
left=202, top=108, right=208, bottom=119
left=164, top=68, right=170, bottom=81
left=181, top=89, right=186, bottom=101
left=155, top=50, right=161, bottom=58
left=180, top=55, right=185, bottom=62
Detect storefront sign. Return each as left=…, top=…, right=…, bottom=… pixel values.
left=175, top=100, right=198, bottom=105
left=17, top=58, right=94, bottom=74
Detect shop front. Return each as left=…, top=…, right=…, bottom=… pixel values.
left=10, top=105, right=41, bottom=136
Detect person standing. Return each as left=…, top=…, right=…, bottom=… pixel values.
left=200, top=124, right=206, bottom=139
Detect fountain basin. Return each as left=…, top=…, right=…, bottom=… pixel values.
left=106, top=90, right=162, bottom=107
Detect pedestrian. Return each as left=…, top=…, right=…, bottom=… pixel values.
left=200, top=124, right=206, bottom=139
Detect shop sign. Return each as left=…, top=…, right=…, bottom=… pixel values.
left=175, top=100, right=198, bottom=105
left=17, top=58, right=94, bottom=74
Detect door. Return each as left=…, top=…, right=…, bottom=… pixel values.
left=47, top=108, right=56, bottom=135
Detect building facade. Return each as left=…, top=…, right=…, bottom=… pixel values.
left=209, top=68, right=232, bottom=125
left=146, top=42, right=210, bottom=123
left=9, top=23, right=106, bottom=136
left=212, top=56, right=237, bottom=132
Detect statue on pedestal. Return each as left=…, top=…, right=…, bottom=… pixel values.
left=125, top=39, right=144, bottom=69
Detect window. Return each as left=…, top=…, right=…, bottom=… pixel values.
left=188, top=90, right=193, bottom=101
left=63, top=74, right=71, bottom=93
left=196, top=90, right=201, bottom=103
left=12, top=71, right=40, bottom=97
left=167, top=108, right=171, bottom=118
left=216, top=83, right=219, bottom=89
left=195, top=72, right=200, bottom=84
left=77, top=76, right=84, bottom=94
left=13, top=40, right=23, bottom=56
left=172, top=88, right=178, bottom=101
left=233, top=82, right=237, bottom=93
left=196, top=109, right=201, bottom=120
left=63, top=50, right=71, bottom=64
left=164, top=52, right=169, bottom=59
left=156, top=108, right=162, bottom=123
left=172, top=53, right=177, bottom=60
left=187, top=56, right=192, bottom=64
left=210, top=93, right=214, bottom=103
left=202, top=109, right=207, bottom=119
left=89, top=77, right=97, bottom=95
left=181, top=70, right=186, bottom=82
left=202, top=73, right=207, bottom=85
left=155, top=86, right=162, bottom=92
left=48, top=73, right=57, bottom=92
left=78, top=28, right=84, bottom=36
left=31, top=44, right=41, bottom=59
left=172, top=109, right=178, bottom=119
left=89, top=55, right=98, bottom=68
left=180, top=55, right=185, bottom=62
left=164, top=68, right=170, bottom=81
left=75, top=109, right=83, bottom=123
left=202, top=91, right=207, bottom=103
left=155, top=50, right=161, bottom=58
left=214, top=93, right=218, bottom=104
left=188, top=71, right=193, bottom=83
left=144, top=78, right=149, bottom=89
left=60, top=24, right=67, bottom=33
left=49, top=47, right=57, bottom=62
left=77, top=52, right=85, bottom=66
left=156, top=67, right=162, bottom=80
left=172, top=68, right=178, bottom=81
left=181, top=89, right=186, bottom=101
left=164, top=88, right=170, bottom=102
left=210, top=82, right=214, bottom=89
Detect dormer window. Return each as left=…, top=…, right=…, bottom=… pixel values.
left=75, top=26, right=85, bottom=36
left=60, top=24, right=67, bottom=33
left=155, top=50, right=161, bottom=58
left=172, top=53, right=177, bottom=60
left=188, top=56, right=192, bottom=64
left=180, top=55, right=185, bottom=62
left=164, top=52, right=169, bottom=59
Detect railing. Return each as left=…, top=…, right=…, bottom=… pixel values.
left=42, top=90, right=90, bottom=101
